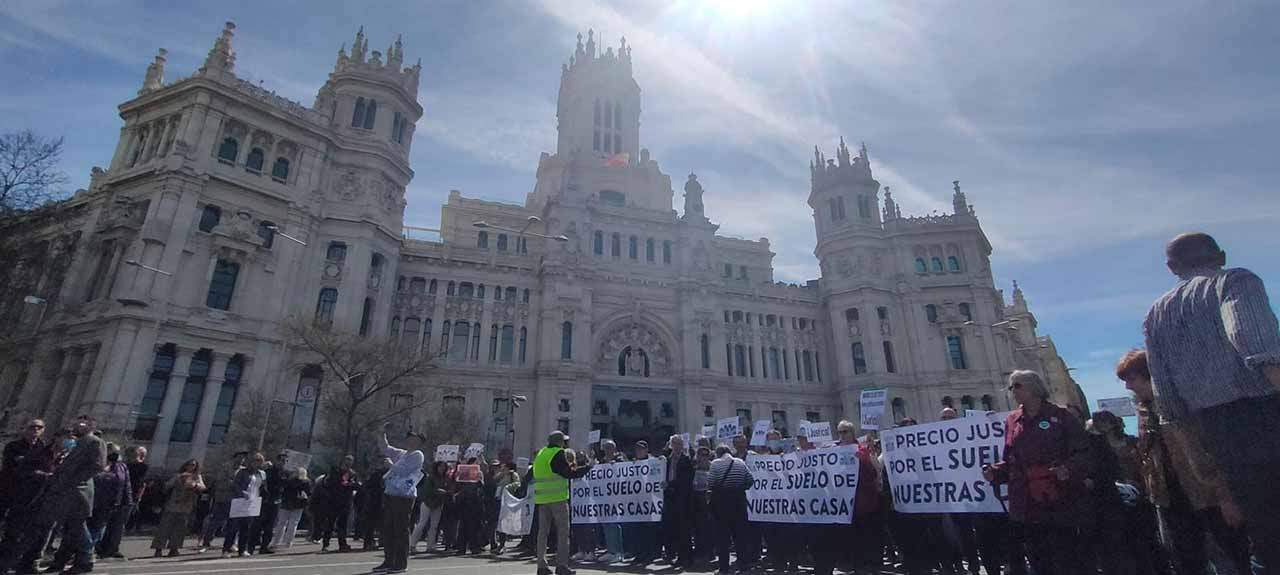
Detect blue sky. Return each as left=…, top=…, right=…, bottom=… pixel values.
left=3, top=0, right=1278, bottom=410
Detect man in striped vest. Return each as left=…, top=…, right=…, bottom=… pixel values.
left=533, top=431, right=592, bottom=575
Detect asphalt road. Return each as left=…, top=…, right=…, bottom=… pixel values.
left=92, top=538, right=719, bottom=575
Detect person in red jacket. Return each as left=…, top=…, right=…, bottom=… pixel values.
left=811, top=420, right=880, bottom=575
left=984, top=370, right=1092, bottom=575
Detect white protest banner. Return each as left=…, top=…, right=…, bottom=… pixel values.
left=588, top=430, right=602, bottom=445
left=464, top=443, right=485, bottom=460
left=498, top=491, right=534, bottom=536
left=860, top=389, right=887, bottom=431
left=879, top=411, right=1010, bottom=513
left=1096, top=397, right=1137, bottom=417
left=717, top=416, right=741, bottom=440
left=701, top=424, right=716, bottom=439
left=229, top=496, right=262, bottom=518
left=745, top=444, right=860, bottom=524
left=281, top=449, right=311, bottom=473
left=434, top=444, right=459, bottom=463
left=570, top=458, right=666, bottom=524
left=750, top=420, right=771, bottom=447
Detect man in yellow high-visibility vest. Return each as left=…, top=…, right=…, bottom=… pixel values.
left=533, top=431, right=592, bottom=575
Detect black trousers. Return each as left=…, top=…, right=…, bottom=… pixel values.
left=381, top=496, right=414, bottom=570
left=1019, top=521, right=1087, bottom=575
left=222, top=517, right=259, bottom=553
left=254, top=502, right=278, bottom=552
left=319, top=502, right=350, bottom=548
left=711, top=491, right=753, bottom=572
left=662, top=493, right=692, bottom=564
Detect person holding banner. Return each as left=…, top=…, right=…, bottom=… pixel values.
left=596, top=440, right=626, bottom=564
left=662, top=434, right=696, bottom=569
left=625, top=440, right=660, bottom=567
left=371, top=429, right=426, bottom=574
left=221, top=452, right=267, bottom=558
left=708, top=443, right=754, bottom=575
left=983, top=370, right=1092, bottom=575
left=533, top=430, right=593, bottom=575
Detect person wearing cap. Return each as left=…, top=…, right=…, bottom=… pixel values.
left=533, top=430, right=592, bottom=575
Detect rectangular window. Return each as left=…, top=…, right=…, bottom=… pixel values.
left=559, top=398, right=571, bottom=413
left=206, top=259, right=239, bottom=310
left=497, top=234, right=508, bottom=251
left=806, top=411, right=821, bottom=423
left=477, top=231, right=488, bottom=249
left=132, top=345, right=175, bottom=440
left=170, top=351, right=211, bottom=443
left=736, top=408, right=752, bottom=427
left=760, top=347, right=769, bottom=379
left=629, top=236, right=638, bottom=259
left=883, top=341, right=897, bottom=373
left=611, top=234, right=621, bottom=257
left=735, top=345, right=747, bottom=378
left=358, top=298, right=374, bottom=336
left=769, top=348, right=781, bottom=380
left=561, top=322, right=573, bottom=360
left=703, top=405, right=714, bottom=419
left=783, top=349, right=791, bottom=380
left=748, top=347, right=756, bottom=377
left=327, top=242, right=347, bottom=262
left=726, top=344, right=734, bottom=376
left=852, top=343, right=867, bottom=375
left=771, top=410, right=789, bottom=437
left=557, top=418, right=571, bottom=434
left=723, top=263, right=733, bottom=277
left=947, top=335, right=968, bottom=370
left=208, top=357, right=243, bottom=445
left=315, top=288, right=338, bottom=326
left=289, top=366, right=322, bottom=447
left=700, top=334, right=710, bottom=369
left=500, top=325, right=515, bottom=363
left=594, top=231, right=604, bottom=255
left=803, top=351, right=814, bottom=381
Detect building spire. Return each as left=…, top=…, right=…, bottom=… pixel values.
left=882, top=186, right=897, bottom=221
left=586, top=28, right=596, bottom=58
left=200, top=21, right=236, bottom=76
left=837, top=136, right=851, bottom=167
left=139, top=48, right=168, bottom=95
left=352, top=25, right=367, bottom=63
left=952, top=179, right=970, bottom=216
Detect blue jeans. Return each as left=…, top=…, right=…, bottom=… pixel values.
left=1192, top=395, right=1280, bottom=574
left=603, top=524, right=623, bottom=555
left=51, top=519, right=93, bottom=569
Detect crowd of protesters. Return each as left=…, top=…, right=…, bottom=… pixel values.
left=0, top=231, right=1274, bottom=575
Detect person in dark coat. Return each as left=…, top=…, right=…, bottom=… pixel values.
left=0, top=418, right=56, bottom=574
left=89, top=442, right=133, bottom=558
left=41, top=415, right=109, bottom=574
left=662, top=434, right=695, bottom=568
left=360, top=457, right=391, bottom=550
left=316, top=455, right=360, bottom=552
left=253, top=454, right=287, bottom=554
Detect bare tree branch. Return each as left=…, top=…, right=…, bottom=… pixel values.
left=0, top=130, right=69, bottom=214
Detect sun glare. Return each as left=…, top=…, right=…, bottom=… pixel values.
left=706, top=0, right=779, bottom=21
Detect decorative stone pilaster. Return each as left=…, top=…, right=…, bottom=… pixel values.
left=148, top=345, right=196, bottom=465
left=189, top=352, right=232, bottom=462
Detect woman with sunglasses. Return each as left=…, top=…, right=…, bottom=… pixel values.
left=983, top=370, right=1092, bottom=575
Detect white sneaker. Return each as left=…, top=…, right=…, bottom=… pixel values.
left=600, top=553, right=621, bottom=564
left=570, top=552, right=587, bottom=562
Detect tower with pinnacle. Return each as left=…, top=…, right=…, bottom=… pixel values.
left=556, top=30, right=640, bottom=159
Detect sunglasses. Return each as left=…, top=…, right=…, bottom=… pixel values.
left=1007, top=382, right=1024, bottom=391
left=28, top=424, right=44, bottom=430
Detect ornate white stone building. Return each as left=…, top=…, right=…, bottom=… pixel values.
left=0, top=24, right=1083, bottom=469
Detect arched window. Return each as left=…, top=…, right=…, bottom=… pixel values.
left=845, top=308, right=860, bottom=324
left=359, top=297, right=374, bottom=336
left=593, top=231, right=604, bottom=255
left=458, top=282, right=474, bottom=298
left=560, top=322, right=573, bottom=360
left=891, top=397, right=907, bottom=423
left=477, top=284, right=486, bottom=299
left=700, top=334, right=710, bottom=369
left=477, top=231, right=488, bottom=249
left=489, top=325, right=499, bottom=363
left=245, top=147, right=265, bottom=172
left=352, top=97, right=367, bottom=127
left=981, top=395, right=994, bottom=411
left=217, top=137, right=238, bottom=163
left=883, top=341, right=897, bottom=373
left=199, top=205, right=222, bottom=232
left=914, top=258, right=928, bottom=274
left=926, top=304, right=938, bottom=323
left=422, top=319, right=432, bottom=354
left=369, top=253, right=384, bottom=288
left=931, top=257, right=944, bottom=273
left=947, top=335, right=967, bottom=370
left=450, top=321, right=470, bottom=361
left=734, top=345, right=747, bottom=377
left=471, top=323, right=481, bottom=360
left=363, top=99, right=377, bottom=129
left=272, top=156, right=290, bottom=181
left=170, top=349, right=211, bottom=442
left=314, top=287, right=338, bottom=325
left=629, top=236, right=638, bottom=259
left=960, top=395, right=975, bottom=412
left=397, top=275, right=407, bottom=292
left=769, top=348, right=781, bottom=379
left=257, top=221, right=275, bottom=249
left=410, top=277, right=426, bottom=295
left=959, top=303, right=972, bottom=322
left=522, top=289, right=530, bottom=303
left=611, top=233, right=621, bottom=257
left=802, top=350, right=815, bottom=381
left=439, top=320, right=450, bottom=353
left=428, top=279, right=438, bottom=294
left=446, top=281, right=456, bottom=296
left=402, top=318, right=421, bottom=352
left=852, top=343, right=867, bottom=374
left=645, top=238, right=655, bottom=262
left=392, top=111, right=408, bottom=143
left=500, top=325, right=515, bottom=363
left=662, top=240, right=672, bottom=264
left=948, top=256, right=961, bottom=272
left=207, top=353, right=244, bottom=443
left=390, top=316, right=401, bottom=338
left=497, top=234, right=508, bottom=252
left=518, top=327, right=528, bottom=364
left=206, top=259, right=239, bottom=310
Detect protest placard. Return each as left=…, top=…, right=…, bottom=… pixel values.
left=570, top=458, right=666, bottom=524
left=745, top=444, right=860, bottom=524
left=516, top=457, right=530, bottom=474
left=229, top=496, right=262, bottom=518
left=1096, top=397, right=1136, bottom=417
left=860, top=389, right=887, bottom=430
left=455, top=463, right=483, bottom=483
left=280, top=449, right=311, bottom=473
left=750, top=420, right=771, bottom=446
left=588, top=429, right=602, bottom=444
left=701, top=424, right=715, bottom=439
left=464, top=443, right=485, bottom=460
left=717, top=416, right=741, bottom=440
left=805, top=421, right=834, bottom=445
left=879, top=411, right=1010, bottom=513
left=434, top=444, right=459, bottom=463
left=498, top=491, right=534, bottom=536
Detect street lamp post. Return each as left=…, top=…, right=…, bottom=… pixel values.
left=124, top=259, right=173, bottom=276
left=472, top=216, right=570, bottom=246
left=22, top=295, right=48, bottom=335
left=264, top=224, right=307, bottom=246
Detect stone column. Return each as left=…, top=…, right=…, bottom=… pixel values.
left=42, top=348, right=80, bottom=429
left=148, top=346, right=195, bottom=465
left=189, top=352, right=230, bottom=463
left=66, top=345, right=100, bottom=420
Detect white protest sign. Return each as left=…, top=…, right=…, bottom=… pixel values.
left=464, top=443, right=485, bottom=460
left=498, top=491, right=534, bottom=536
left=701, top=424, right=716, bottom=439
left=745, top=444, right=861, bottom=523
left=879, top=411, right=1010, bottom=513
left=717, top=416, right=741, bottom=440
left=806, top=422, right=834, bottom=445
left=434, top=444, right=460, bottom=463
left=678, top=433, right=691, bottom=454
left=516, top=457, right=530, bottom=475
left=570, top=458, right=666, bottom=524
left=1096, top=397, right=1137, bottom=417
left=281, top=449, right=311, bottom=473
left=860, top=389, right=887, bottom=431
left=229, top=496, right=262, bottom=518
left=588, top=430, right=602, bottom=445
left=750, top=420, right=771, bottom=447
